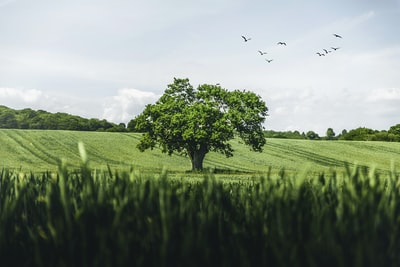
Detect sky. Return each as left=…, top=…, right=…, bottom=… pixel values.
left=1, top=0, right=400, bottom=135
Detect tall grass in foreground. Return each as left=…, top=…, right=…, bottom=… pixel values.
left=1, top=160, right=400, bottom=266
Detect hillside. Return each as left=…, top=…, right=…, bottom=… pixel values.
left=1, top=129, right=399, bottom=176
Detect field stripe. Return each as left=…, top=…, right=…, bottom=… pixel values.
left=266, top=141, right=366, bottom=170
left=2, top=130, right=59, bottom=165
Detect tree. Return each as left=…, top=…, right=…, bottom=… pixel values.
left=0, top=105, right=126, bottom=131
left=340, top=127, right=377, bottom=141
left=0, top=109, right=18, bottom=128
left=306, top=130, right=319, bottom=140
left=132, top=78, right=268, bottom=171
left=127, top=119, right=141, bottom=132
left=389, top=124, right=400, bottom=136
left=325, top=128, right=335, bottom=140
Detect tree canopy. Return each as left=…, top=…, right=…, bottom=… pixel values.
left=0, top=105, right=125, bottom=132
left=131, top=78, right=268, bottom=171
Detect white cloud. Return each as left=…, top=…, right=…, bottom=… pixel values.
left=0, top=87, right=102, bottom=119
left=0, top=87, right=44, bottom=104
left=102, top=88, right=159, bottom=123
left=264, top=86, right=400, bottom=135
left=367, top=88, right=400, bottom=102
left=365, top=88, right=400, bottom=120
left=0, top=87, right=161, bottom=124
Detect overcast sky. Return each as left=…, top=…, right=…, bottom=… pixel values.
left=1, top=0, right=399, bottom=135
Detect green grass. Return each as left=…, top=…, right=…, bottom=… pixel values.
left=0, top=129, right=400, bottom=177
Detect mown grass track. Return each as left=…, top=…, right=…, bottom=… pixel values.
left=0, top=129, right=399, bottom=176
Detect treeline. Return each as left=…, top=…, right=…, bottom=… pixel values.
left=2, top=105, right=400, bottom=141
left=0, top=105, right=126, bottom=132
left=265, top=125, right=400, bottom=141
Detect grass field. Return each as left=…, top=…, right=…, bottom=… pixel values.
left=1, top=129, right=399, bottom=176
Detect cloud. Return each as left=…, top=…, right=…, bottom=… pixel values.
left=0, top=87, right=161, bottom=124
left=0, top=87, right=102, bottom=119
left=102, top=88, right=160, bottom=123
left=365, top=88, right=400, bottom=119
left=264, top=86, right=400, bottom=135
left=0, top=87, right=44, bottom=104
left=367, top=88, right=400, bottom=102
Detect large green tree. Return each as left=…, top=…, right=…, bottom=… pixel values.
left=132, top=78, right=268, bottom=171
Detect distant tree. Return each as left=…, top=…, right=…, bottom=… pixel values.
left=370, top=131, right=389, bottom=141
left=341, top=129, right=347, bottom=137
left=339, top=127, right=377, bottom=141
left=127, top=119, right=141, bottom=132
left=389, top=124, right=400, bottom=136
left=0, top=105, right=125, bottom=132
left=264, top=130, right=306, bottom=139
left=306, top=131, right=319, bottom=140
left=0, top=109, right=18, bottom=128
left=133, top=78, right=268, bottom=171
left=18, top=108, right=36, bottom=129
left=106, top=123, right=127, bottom=132
left=325, top=128, right=336, bottom=140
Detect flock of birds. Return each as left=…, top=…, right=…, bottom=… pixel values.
left=241, top=33, right=343, bottom=63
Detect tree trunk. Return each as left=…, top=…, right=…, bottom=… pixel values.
left=187, top=144, right=208, bottom=171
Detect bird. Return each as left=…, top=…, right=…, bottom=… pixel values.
left=316, top=52, right=324, bottom=56
left=333, top=33, right=342, bottom=38
left=265, top=59, right=273, bottom=63
left=323, top=49, right=331, bottom=54
left=258, top=50, right=267, bottom=55
left=277, top=42, right=287, bottom=46
left=331, top=47, right=340, bottom=51
left=241, top=35, right=251, bottom=42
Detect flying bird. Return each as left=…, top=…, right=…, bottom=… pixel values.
left=333, top=33, right=342, bottom=38
left=323, top=49, right=331, bottom=54
left=331, top=47, right=340, bottom=51
left=277, top=42, right=287, bottom=46
left=316, top=52, right=325, bottom=56
left=241, top=35, right=251, bottom=42
left=258, top=50, right=267, bottom=55
left=265, top=59, right=273, bottom=63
